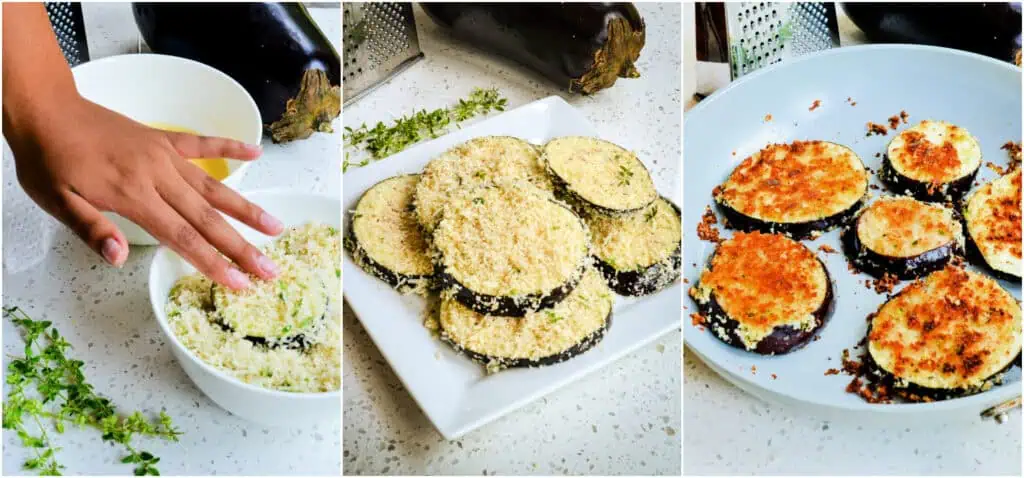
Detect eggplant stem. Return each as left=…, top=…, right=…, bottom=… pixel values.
left=268, top=69, right=341, bottom=144
left=571, top=16, right=646, bottom=94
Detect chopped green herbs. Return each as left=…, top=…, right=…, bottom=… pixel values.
left=545, top=311, right=565, bottom=324
left=472, top=197, right=485, bottom=205
left=617, top=164, right=635, bottom=186
left=2, top=307, right=181, bottom=475
left=644, top=206, right=659, bottom=222
left=343, top=88, right=508, bottom=168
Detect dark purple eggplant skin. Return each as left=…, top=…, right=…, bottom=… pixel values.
left=879, top=153, right=979, bottom=203
left=420, top=3, right=645, bottom=94
left=441, top=312, right=611, bottom=369
left=208, top=287, right=321, bottom=352
left=714, top=196, right=864, bottom=241
left=593, top=199, right=682, bottom=296
left=692, top=257, right=834, bottom=355
left=841, top=216, right=961, bottom=280
left=345, top=228, right=434, bottom=293
left=132, top=2, right=340, bottom=125
left=435, top=265, right=585, bottom=318
left=962, top=217, right=1023, bottom=283
left=841, top=3, right=1022, bottom=64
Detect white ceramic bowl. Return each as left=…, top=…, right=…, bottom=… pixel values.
left=148, top=190, right=340, bottom=427
left=72, top=53, right=263, bottom=245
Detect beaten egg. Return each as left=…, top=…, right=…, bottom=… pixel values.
left=147, top=123, right=231, bottom=181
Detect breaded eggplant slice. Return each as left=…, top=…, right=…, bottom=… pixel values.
left=963, top=169, right=1022, bottom=281
left=211, top=260, right=329, bottom=351
left=690, top=232, right=833, bottom=355
left=346, top=174, right=434, bottom=294
left=439, top=268, right=612, bottom=371
left=432, top=182, right=591, bottom=317
left=589, top=197, right=681, bottom=296
left=414, top=136, right=553, bottom=232
left=880, top=120, right=982, bottom=202
left=842, top=196, right=963, bottom=280
left=866, top=266, right=1022, bottom=400
left=542, top=136, right=657, bottom=217
left=713, top=140, right=869, bottom=240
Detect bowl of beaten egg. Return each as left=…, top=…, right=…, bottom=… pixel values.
left=148, top=190, right=341, bottom=427
left=72, top=53, right=262, bottom=245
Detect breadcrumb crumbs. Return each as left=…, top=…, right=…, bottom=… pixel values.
left=697, top=206, right=721, bottom=243
left=809, top=99, right=822, bottom=111
left=867, top=272, right=900, bottom=294
left=818, top=244, right=837, bottom=254
left=1002, top=141, right=1021, bottom=164
left=866, top=122, right=888, bottom=136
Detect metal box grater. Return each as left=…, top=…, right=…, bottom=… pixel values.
left=724, top=2, right=838, bottom=79
left=342, top=2, right=424, bottom=106
left=45, top=2, right=89, bottom=67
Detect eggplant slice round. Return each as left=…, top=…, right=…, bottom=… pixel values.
left=880, top=120, right=982, bottom=202
left=432, top=182, right=591, bottom=317
left=690, top=232, right=833, bottom=355
left=542, top=136, right=657, bottom=217
left=211, top=259, right=330, bottom=351
left=842, top=196, right=963, bottom=280
left=589, top=197, right=681, bottom=296
left=347, top=175, right=434, bottom=294
left=414, top=136, right=553, bottom=232
left=866, top=266, right=1022, bottom=401
left=714, top=140, right=869, bottom=240
left=964, top=168, right=1022, bottom=281
left=439, top=268, right=612, bottom=370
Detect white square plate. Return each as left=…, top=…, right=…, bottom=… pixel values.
left=343, top=96, right=681, bottom=438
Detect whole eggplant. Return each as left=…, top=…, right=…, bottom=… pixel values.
left=132, top=2, right=341, bottom=143
left=841, top=3, right=1021, bottom=64
left=420, top=3, right=645, bottom=94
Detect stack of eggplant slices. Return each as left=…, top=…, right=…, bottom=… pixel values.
left=691, top=120, right=1023, bottom=402
left=348, top=136, right=680, bottom=372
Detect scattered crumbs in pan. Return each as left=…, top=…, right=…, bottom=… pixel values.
left=888, top=115, right=901, bottom=130
left=846, top=97, right=857, bottom=106
left=731, top=150, right=737, bottom=156
left=866, top=122, right=888, bottom=136
left=771, top=373, right=778, bottom=380
left=697, top=206, right=722, bottom=243
left=1002, top=141, right=1022, bottom=164
left=825, top=368, right=840, bottom=376
left=869, top=184, right=880, bottom=190
left=764, top=113, right=773, bottom=122
left=751, top=365, right=757, bottom=375
left=690, top=312, right=706, bottom=327
left=683, top=278, right=689, bottom=284
left=818, top=244, right=837, bottom=254
left=867, top=272, right=900, bottom=294
left=900, top=110, right=910, bottom=124
left=986, top=162, right=1010, bottom=175
left=809, top=99, right=822, bottom=111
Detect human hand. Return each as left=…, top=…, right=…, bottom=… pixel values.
left=5, top=94, right=282, bottom=290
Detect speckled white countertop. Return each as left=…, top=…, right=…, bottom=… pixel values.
left=2, top=3, right=341, bottom=475
left=342, top=4, right=681, bottom=475
left=683, top=7, right=1022, bottom=476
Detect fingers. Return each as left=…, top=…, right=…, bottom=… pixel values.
left=128, top=194, right=254, bottom=291
left=165, top=131, right=262, bottom=161
left=56, top=189, right=129, bottom=267
left=175, top=160, right=284, bottom=236
left=155, top=173, right=280, bottom=283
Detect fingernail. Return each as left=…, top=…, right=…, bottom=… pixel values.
left=259, top=212, right=284, bottom=234
left=226, top=268, right=252, bottom=289
left=101, top=238, right=122, bottom=267
left=257, top=254, right=280, bottom=277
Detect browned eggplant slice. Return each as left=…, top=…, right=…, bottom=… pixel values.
left=879, top=120, right=982, bottom=202
left=589, top=197, right=681, bottom=296
left=439, top=268, right=612, bottom=371
left=713, top=140, right=869, bottom=240
left=865, top=266, right=1022, bottom=400
left=346, top=175, right=434, bottom=294
left=842, top=196, right=963, bottom=280
left=432, top=182, right=591, bottom=317
left=689, top=232, right=834, bottom=355
left=963, top=169, right=1022, bottom=281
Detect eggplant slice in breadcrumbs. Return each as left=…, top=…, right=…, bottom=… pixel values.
left=842, top=196, right=963, bottom=280
left=963, top=169, right=1022, bottom=281
left=542, top=136, right=657, bottom=217
left=690, top=232, right=833, bottom=355
left=714, top=140, right=869, bottom=240
left=865, top=266, right=1022, bottom=401
left=879, top=120, right=982, bottom=203
left=346, top=174, right=434, bottom=294
left=432, top=182, right=591, bottom=317
left=439, top=268, right=612, bottom=371
left=589, top=197, right=681, bottom=296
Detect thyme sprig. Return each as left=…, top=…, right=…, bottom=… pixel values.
left=2, top=307, right=182, bottom=475
left=343, top=87, right=508, bottom=170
